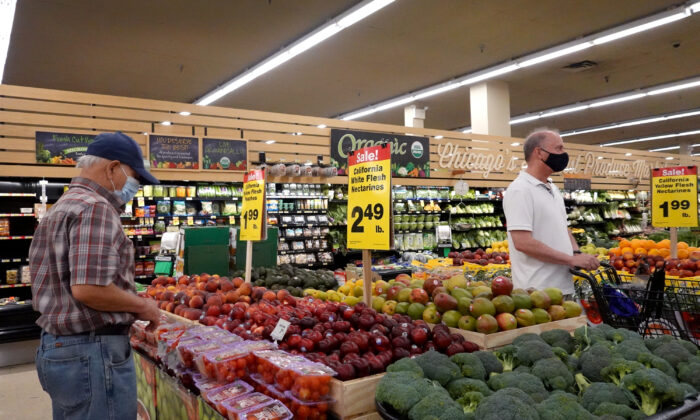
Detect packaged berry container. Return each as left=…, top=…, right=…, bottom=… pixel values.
left=129, top=320, right=148, bottom=341
left=252, top=350, right=305, bottom=384
left=194, top=377, right=226, bottom=400
left=285, top=391, right=334, bottom=420
left=248, top=374, right=291, bottom=406
left=220, top=392, right=272, bottom=420
left=238, top=400, right=293, bottom=420
left=275, top=361, right=336, bottom=401
left=181, top=339, right=229, bottom=370
left=204, top=380, right=253, bottom=414
left=199, top=341, right=273, bottom=383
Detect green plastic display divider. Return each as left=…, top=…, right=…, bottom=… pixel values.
left=184, top=227, right=230, bottom=276
left=235, top=227, right=279, bottom=270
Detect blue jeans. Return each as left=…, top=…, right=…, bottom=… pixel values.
left=35, top=330, right=136, bottom=420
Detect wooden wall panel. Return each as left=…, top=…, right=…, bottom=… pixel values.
left=0, top=84, right=696, bottom=190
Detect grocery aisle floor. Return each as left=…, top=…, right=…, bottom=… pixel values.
left=0, top=363, right=51, bottom=420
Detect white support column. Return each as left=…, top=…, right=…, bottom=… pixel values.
left=470, top=80, right=511, bottom=137
left=404, top=105, right=426, bottom=128
left=678, top=140, right=693, bottom=166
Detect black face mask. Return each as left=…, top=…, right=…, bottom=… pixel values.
left=541, top=149, right=569, bottom=172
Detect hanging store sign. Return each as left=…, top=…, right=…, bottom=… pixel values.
left=650, top=166, right=698, bottom=228
left=563, top=174, right=592, bottom=191
left=148, top=135, right=199, bottom=170
left=35, top=131, right=96, bottom=165
left=240, top=169, right=267, bottom=241
left=330, top=129, right=429, bottom=178
left=437, top=142, right=668, bottom=180
left=347, top=144, right=392, bottom=250
left=202, top=138, right=248, bottom=171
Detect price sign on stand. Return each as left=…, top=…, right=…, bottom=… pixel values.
left=651, top=166, right=698, bottom=228
left=240, top=169, right=267, bottom=283
left=240, top=169, right=267, bottom=241
left=347, top=144, right=392, bottom=305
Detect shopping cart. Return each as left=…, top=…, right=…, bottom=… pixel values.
left=572, top=263, right=700, bottom=344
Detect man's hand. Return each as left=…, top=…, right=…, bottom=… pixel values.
left=136, top=298, right=160, bottom=331
left=569, top=253, right=600, bottom=271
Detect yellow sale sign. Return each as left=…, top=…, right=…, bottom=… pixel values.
left=651, top=166, right=698, bottom=228
left=347, top=144, right=392, bottom=250
left=240, top=169, right=266, bottom=241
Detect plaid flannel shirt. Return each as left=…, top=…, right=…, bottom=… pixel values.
left=30, top=177, right=135, bottom=335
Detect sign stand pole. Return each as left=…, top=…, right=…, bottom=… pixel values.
left=245, top=240, right=253, bottom=283
left=362, top=250, right=373, bottom=306
left=669, top=227, right=678, bottom=259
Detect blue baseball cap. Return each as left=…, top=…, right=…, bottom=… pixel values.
left=87, top=132, right=159, bottom=184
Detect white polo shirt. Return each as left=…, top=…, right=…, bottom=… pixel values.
left=503, top=171, right=574, bottom=294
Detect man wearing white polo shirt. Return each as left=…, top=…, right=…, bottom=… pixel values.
left=503, top=128, right=599, bottom=296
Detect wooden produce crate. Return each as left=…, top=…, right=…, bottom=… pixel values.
left=329, top=373, right=384, bottom=419
left=444, top=315, right=587, bottom=349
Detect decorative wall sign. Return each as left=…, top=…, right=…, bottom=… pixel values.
left=148, top=135, right=199, bottom=170
left=35, top=131, right=96, bottom=165
left=202, top=138, right=247, bottom=171
left=331, top=129, right=429, bottom=178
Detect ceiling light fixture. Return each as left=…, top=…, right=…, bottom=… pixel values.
left=561, top=108, right=700, bottom=137
left=265, top=140, right=276, bottom=144
left=0, top=0, right=17, bottom=83
left=625, top=152, right=632, bottom=156
left=338, top=1, right=699, bottom=120
left=665, top=156, right=675, bottom=160
left=194, top=0, right=395, bottom=106
left=510, top=142, right=521, bottom=146
left=179, top=111, right=191, bottom=116
left=160, top=121, right=172, bottom=126
left=461, top=128, right=472, bottom=134
left=649, top=143, right=700, bottom=152
left=601, top=130, right=700, bottom=147
left=317, top=124, right=327, bottom=129
left=459, top=76, right=700, bottom=132
left=434, top=135, right=444, bottom=139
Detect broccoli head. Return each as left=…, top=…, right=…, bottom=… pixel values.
left=513, top=365, right=531, bottom=374
left=455, top=391, right=483, bottom=414
left=494, top=344, right=518, bottom=372
left=536, top=390, right=596, bottom=420
left=637, top=352, right=676, bottom=378
left=606, top=327, right=642, bottom=344
left=515, top=340, right=555, bottom=366
left=574, top=325, right=610, bottom=355
left=414, top=350, right=462, bottom=386
left=551, top=346, right=579, bottom=372
left=651, top=339, right=694, bottom=368
left=489, top=387, right=535, bottom=405
left=450, top=352, right=486, bottom=380
left=644, top=335, right=676, bottom=352
left=676, top=338, right=698, bottom=355
left=579, top=342, right=613, bottom=382
left=375, top=382, right=422, bottom=415
left=473, top=390, right=540, bottom=420
left=487, top=371, right=549, bottom=402
left=611, top=339, right=650, bottom=362
left=677, top=357, right=700, bottom=390
left=540, top=329, right=575, bottom=354
left=512, top=332, right=547, bottom=347
left=473, top=350, right=503, bottom=376
left=531, top=357, right=574, bottom=391
left=580, top=381, right=634, bottom=412
left=593, top=402, right=647, bottom=420
left=620, top=367, right=685, bottom=416
left=446, top=377, right=492, bottom=400
left=386, top=357, right=424, bottom=377
left=601, top=359, right=646, bottom=385
left=407, top=392, right=468, bottom=420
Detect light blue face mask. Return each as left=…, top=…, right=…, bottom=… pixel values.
left=111, top=166, right=140, bottom=203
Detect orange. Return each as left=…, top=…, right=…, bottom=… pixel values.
left=644, top=240, right=656, bottom=250
left=630, top=239, right=642, bottom=250
left=677, top=242, right=689, bottom=250
left=610, top=248, right=622, bottom=257
left=658, top=239, right=671, bottom=249
left=678, top=249, right=689, bottom=259
left=634, top=248, right=647, bottom=255
left=619, top=239, right=631, bottom=249
left=648, top=249, right=660, bottom=256
left=621, top=247, right=634, bottom=255
left=658, top=248, right=671, bottom=258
